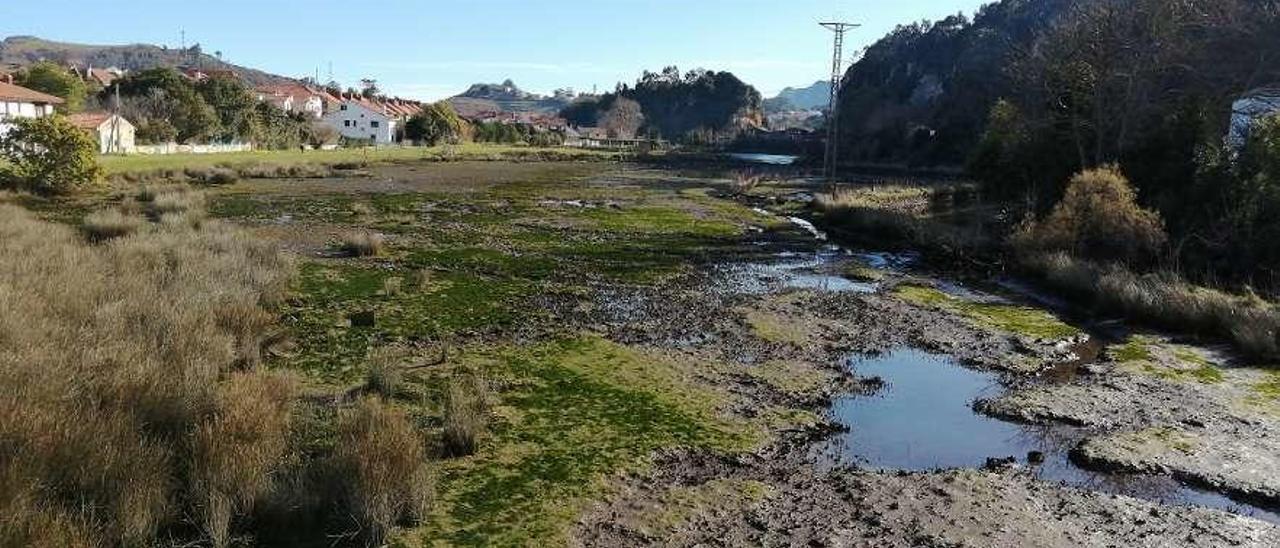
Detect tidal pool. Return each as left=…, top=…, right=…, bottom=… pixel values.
left=818, top=348, right=1280, bottom=524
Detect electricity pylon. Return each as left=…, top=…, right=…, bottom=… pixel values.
left=820, top=22, right=859, bottom=183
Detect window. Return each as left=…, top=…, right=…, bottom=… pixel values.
left=371, top=121, right=379, bottom=128
left=340, top=104, right=348, bottom=111
left=344, top=120, right=351, bottom=127
left=370, top=134, right=377, bottom=141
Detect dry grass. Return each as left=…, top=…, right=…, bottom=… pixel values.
left=0, top=204, right=293, bottom=546
left=1023, top=252, right=1280, bottom=359
left=728, top=170, right=766, bottom=195
left=332, top=398, right=433, bottom=545
left=341, top=230, right=386, bottom=257
left=364, top=347, right=407, bottom=398
left=191, top=372, right=297, bottom=547
left=442, top=373, right=489, bottom=457
left=82, top=208, right=146, bottom=242
left=814, top=183, right=991, bottom=261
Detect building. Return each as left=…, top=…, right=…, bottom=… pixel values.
left=256, top=84, right=332, bottom=119
left=323, top=98, right=399, bottom=144
left=0, top=78, right=64, bottom=137
left=66, top=112, right=135, bottom=154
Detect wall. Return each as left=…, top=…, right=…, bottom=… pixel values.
left=132, top=142, right=254, bottom=155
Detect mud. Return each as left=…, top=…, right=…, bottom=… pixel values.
left=568, top=178, right=1280, bottom=546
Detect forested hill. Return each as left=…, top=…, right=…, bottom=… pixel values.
left=0, top=35, right=294, bottom=86
left=836, top=0, right=1280, bottom=170
left=561, top=67, right=763, bottom=141
left=834, top=0, right=1074, bottom=167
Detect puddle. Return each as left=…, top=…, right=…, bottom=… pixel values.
left=815, top=348, right=1280, bottom=524
left=717, top=249, right=877, bottom=295
left=725, top=153, right=799, bottom=166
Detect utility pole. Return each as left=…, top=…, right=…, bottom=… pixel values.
left=820, top=22, right=859, bottom=184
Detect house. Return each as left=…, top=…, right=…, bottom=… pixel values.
left=67, top=112, right=135, bottom=154
left=0, top=78, right=64, bottom=137
left=323, top=98, right=400, bottom=144
left=1230, top=87, right=1280, bottom=150
left=256, top=84, right=330, bottom=119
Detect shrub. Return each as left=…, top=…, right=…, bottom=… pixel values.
left=184, top=166, right=241, bottom=185
left=1013, top=166, right=1167, bottom=266
left=82, top=209, right=146, bottom=242
left=341, top=231, right=385, bottom=257
left=0, top=115, right=102, bottom=194
left=441, top=374, right=489, bottom=457
left=728, top=170, right=764, bottom=195
left=332, top=398, right=432, bottom=544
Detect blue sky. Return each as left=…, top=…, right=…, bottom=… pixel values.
left=2, top=0, right=989, bottom=100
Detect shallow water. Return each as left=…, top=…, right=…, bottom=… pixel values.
left=717, top=248, right=878, bottom=295
left=725, top=153, right=799, bottom=166
left=818, top=348, right=1280, bottom=525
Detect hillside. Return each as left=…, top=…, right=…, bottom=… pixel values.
left=765, top=80, right=829, bottom=112
left=834, top=0, right=1074, bottom=166
left=0, top=35, right=296, bottom=86
left=447, top=79, right=572, bottom=117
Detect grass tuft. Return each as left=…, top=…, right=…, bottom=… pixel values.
left=441, top=373, right=489, bottom=457
left=341, top=231, right=386, bottom=257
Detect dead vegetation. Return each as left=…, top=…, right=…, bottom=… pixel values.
left=341, top=230, right=386, bottom=257
left=442, top=373, right=490, bottom=457
left=333, top=398, right=434, bottom=545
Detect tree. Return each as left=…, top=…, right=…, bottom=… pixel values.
left=404, top=102, right=467, bottom=146
left=599, top=97, right=644, bottom=139
left=113, top=68, right=218, bottom=143
left=0, top=115, right=103, bottom=194
left=16, top=61, right=87, bottom=112
left=196, top=76, right=257, bottom=142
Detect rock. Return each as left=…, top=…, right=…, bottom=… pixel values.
left=984, top=456, right=1019, bottom=471
left=348, top=310, right=376, bottom=328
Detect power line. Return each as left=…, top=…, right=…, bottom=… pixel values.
left=820, top=22, right=859, bottom=184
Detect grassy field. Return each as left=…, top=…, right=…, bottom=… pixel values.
left=97, top=143, right=623, bottom=175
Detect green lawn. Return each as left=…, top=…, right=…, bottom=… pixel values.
left=98, top=143, right=622, bottom=175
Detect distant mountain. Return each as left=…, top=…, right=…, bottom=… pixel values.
left=765, top=81, right=830, bottom=112
left=0, top=35, right=295, bottom=86
left=447, top=79, right=574, bottom=117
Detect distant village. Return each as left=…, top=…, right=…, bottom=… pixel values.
left=0, top=62, right=649, bottom=155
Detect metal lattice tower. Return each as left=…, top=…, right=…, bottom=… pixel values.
left=820, top=22, right=859, bottom=183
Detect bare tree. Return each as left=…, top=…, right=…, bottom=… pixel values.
left=599, top=97, right=645, bottom=139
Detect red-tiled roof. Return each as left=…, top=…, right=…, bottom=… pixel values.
left=0, top=81, right=65, bottom=104
left=65, top=112, right=113, bottom=130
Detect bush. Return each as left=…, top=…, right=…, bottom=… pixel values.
left=82, top=209, right=146, bottom=242
left=441, top=374, right=488, bottom=457
left=185, top=166, right=241, bottom=185
left=1013, top=166, right=1166, bottom=266
left=0, top=115, right=103, bottom=194
left=341, top=231, right=385, bottom=257
left=332, top=398, right=433, bottom=544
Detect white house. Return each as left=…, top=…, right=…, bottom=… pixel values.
left=0, top=78, right=64, bottom=137
left=323, top=99, right=399, bottom=144
left=67, top=112, right=135, bottom=154
left=256, top=84, right=332, bottom=119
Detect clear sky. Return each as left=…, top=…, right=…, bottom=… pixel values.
left=1, top=0, right=989, bottom=100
